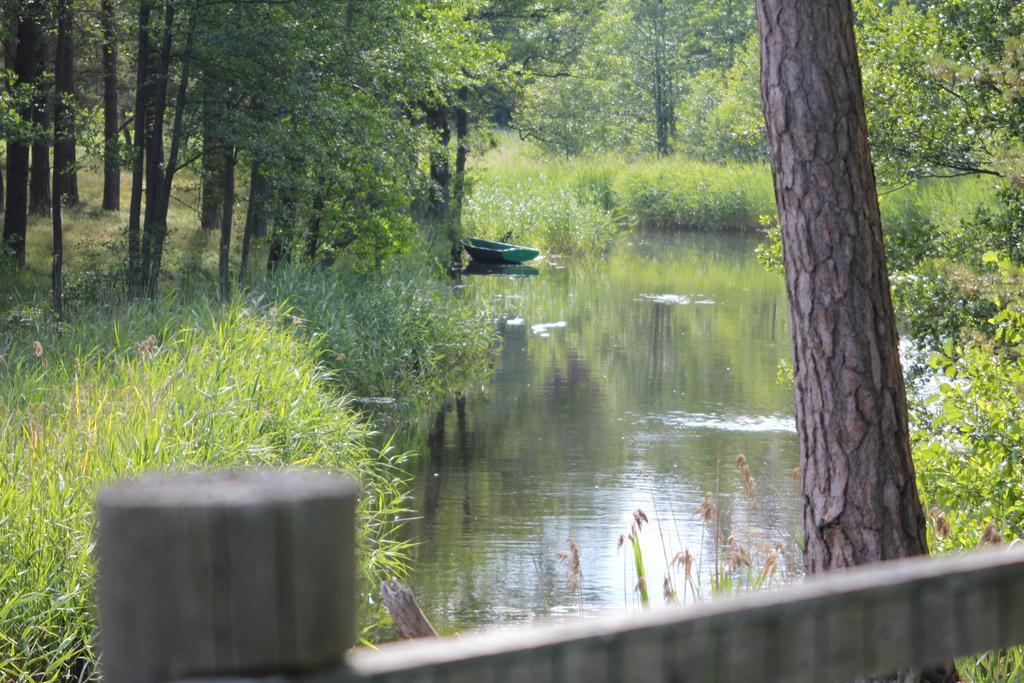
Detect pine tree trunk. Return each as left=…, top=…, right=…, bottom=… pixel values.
left=3, top=6, right=40, bottom=268
left=756, top=9, right=956, bottom=678
left=101, top=0, right=120, bottom=211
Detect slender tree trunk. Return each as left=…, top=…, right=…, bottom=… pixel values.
left=451, top=88, right=469, bottom=263
left=3, top=5, right=39, bottom=268
left=238, top=158, right=263, bottom=286
left=29, top=33, right=50, bottom=215
left=140, top=0, right=174, bottom=296
left=218, top=147, right=235, bottom=300
left=55, top=15, right=77, bottom=206
left=199, top=101, right=223, bottom=230
left=53, top=0, right=73, bottom=316
left=756, top=9, right=956, bottom=679
left=101, top=0, right=120, bottom=211
left=426, top=106, right=451, bottom=220
left=303, top=178, right=324, bottom=263
left=127, top=0, right=153, bottom=297
left=146, top=1, right=196, bottom=297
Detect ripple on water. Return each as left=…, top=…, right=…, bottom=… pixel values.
left=632, top=411, right=797, bottom=434
left=636, top=293, right=716, bottom=305
left=531, top=321, right=568, bottom=336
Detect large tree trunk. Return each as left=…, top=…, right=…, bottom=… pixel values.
left=29, top=33, right=50, bottom=216
left=101, top=0, right=120, bottom=211
left=757, top=0, right=928, bottom=570
left=3, top=5, right=40, bottom=268
left=756, top=6, right=955, bottom=679
left=55, top=14, right=77, bottom=206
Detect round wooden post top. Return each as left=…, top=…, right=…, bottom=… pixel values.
left=97, top=469, right=359, bottom=683
left=97, top=469, right=359, bottom=508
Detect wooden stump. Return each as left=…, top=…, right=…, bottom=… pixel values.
left=96, top=470, right=358, bottom=683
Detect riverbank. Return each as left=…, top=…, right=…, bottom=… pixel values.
left=463, top=136, right=999, bottom=258
left=0, top=173, right=497, bottom=679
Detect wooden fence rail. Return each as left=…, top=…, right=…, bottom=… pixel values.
left=96, top=472, right=1024, bottom=683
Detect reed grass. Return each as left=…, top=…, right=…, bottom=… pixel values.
left=0, top=165, right=498, bottom=679
left=466, top=135, right=997, bottom=259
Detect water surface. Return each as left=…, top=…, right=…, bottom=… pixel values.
left=402, top=231, right=799, bottom=632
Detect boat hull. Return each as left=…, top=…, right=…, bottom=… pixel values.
left=462, top=238, right=540, bottom=264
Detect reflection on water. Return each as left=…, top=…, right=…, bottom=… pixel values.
left=401, top=231, right=799, bottom=633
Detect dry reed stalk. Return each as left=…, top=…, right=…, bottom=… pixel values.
left=980, top=522, right=1004, bottom=546
left=929, top=506, right=952, bottom=540
left=556, top=539, right=584, bottom=616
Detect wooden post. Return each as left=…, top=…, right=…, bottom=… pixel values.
left=96, top=470, right=358, bottom=683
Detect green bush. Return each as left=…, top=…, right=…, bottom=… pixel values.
left=914, top=255, right=1024, bottom=551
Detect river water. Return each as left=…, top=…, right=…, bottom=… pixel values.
left=400, top=230, right=800, bottom=633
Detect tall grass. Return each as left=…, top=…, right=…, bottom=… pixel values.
left=464, top=139, right=773, bottom=255
left=0, top=259, right=496, bottom=680
left=264, top=259, right=498, bottom=421
left=466, top=136, right=1000, bottom=259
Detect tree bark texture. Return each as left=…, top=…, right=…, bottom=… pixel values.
left=3, top=4, right=40, bottom=268
left=756, top=1, right=932, bottom=571
left=101, top=0, right=120, bottom=211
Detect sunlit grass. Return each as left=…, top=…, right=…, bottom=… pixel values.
left=0, top=168, right=498, bottom=680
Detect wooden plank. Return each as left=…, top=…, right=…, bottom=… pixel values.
left=762, top=606, right=816, bottom=682
left=857, top=587, right=914, bottom=680
left=98, top=471, right=358, bottom=683
left=662, top=620, right=716, bottom=683
left=347, top=549, right=1024, bottom=682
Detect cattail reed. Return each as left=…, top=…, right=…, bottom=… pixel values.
left=930, top=506, right=951, bottom=540
left=557, top=539, right=584, bottom=616
left=980, top=522, right=1004, bottom=546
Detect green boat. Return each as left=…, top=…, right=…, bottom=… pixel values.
left=461, top=237, right=540, bottom=264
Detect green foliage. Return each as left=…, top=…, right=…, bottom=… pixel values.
left=856, top=0, right=1024, bottom=183
left=517, top=0, right=755, bottom=156
left=914, top=256, right=1024, bottom=552
left=675, top=34, right=765, bottom=162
